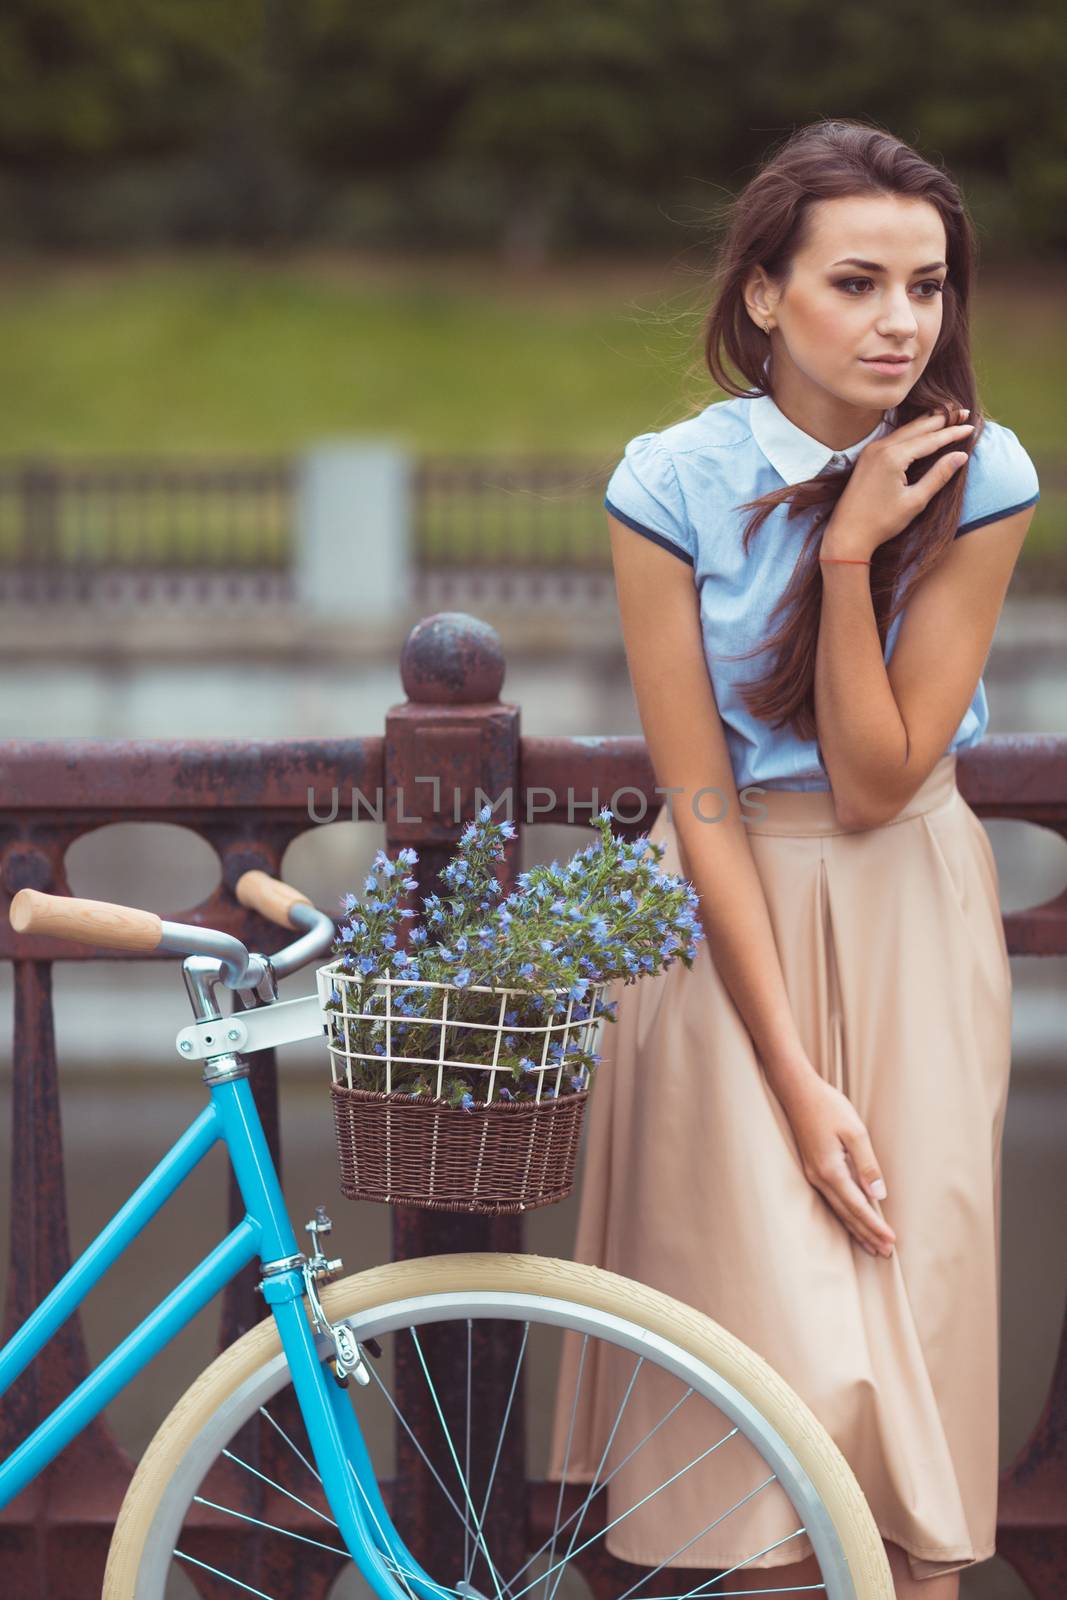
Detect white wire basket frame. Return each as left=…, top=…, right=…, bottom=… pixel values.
left=316, top=959, right=608, bottom=1104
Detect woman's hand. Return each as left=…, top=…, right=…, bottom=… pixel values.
left=772, top=1071, right=898, bottom=1258
left=822, top=406, right=976, bottom=560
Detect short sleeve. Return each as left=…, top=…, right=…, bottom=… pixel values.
left=955, top=422, right=1040, bottom=538
left=604, top=433, right=696, bottom=566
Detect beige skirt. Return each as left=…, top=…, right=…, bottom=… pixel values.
left=546, top=753, right=1011, bottom=1583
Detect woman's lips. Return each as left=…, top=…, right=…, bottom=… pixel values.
left=861, top=357, right=912, bottom=375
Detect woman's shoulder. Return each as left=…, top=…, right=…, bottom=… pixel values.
left=956, top=416, right=1041, bottom=537
left=602, top=398, right=757, bottom=565
left=621, top=396, right=755, bottom=474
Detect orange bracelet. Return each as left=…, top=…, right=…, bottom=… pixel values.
left=819, top=555, right=871, bottom=565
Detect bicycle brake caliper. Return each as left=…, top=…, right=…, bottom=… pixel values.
left=302, top=1207, right=371, bottom=1388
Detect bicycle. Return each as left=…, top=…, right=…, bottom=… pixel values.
left=6, top=870, right=894, bottom=1598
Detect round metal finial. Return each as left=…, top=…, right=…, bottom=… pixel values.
left=400, top=613, right=505, bottom=705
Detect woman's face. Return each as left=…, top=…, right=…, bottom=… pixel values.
left=747, top=194, right=949, bottom=424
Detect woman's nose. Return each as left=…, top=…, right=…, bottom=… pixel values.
left=877, top=293, right=920, bottom=337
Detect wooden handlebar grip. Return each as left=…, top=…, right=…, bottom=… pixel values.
left=235, top=869, right=314, bottom=930
left=9, top=888, right=164, bottom=951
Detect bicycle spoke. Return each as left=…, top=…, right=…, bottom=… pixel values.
left=463, top=1321, right=530, bottom=1591
left=258, top=1403, right=322, bottom=1485
left=541, top=1332, right=589, bottom=1600
left=613, top=1473, right=778, bottom=1600
left=364, top=1339, right=485, bottom=1545
left=465, top=1318, right=473, bottom=1580
left=508, top=1385, right=698, bottom=1594
left=191, top=1494, right=349, bottom=1557
left=174, top=1548, right=277, bottom=1598
left=662, top=1587, right=824, bottom=1597
left=510, top=1426, right=743, bottom=1600
left=542, top=1354, right=645, bottom=1600
left=674, top=1530, right=816, bottom=1596
left=410, top=1324, right=507, bottom=1600
left=346, top=1460, right=468, bottom=1600
left=221, top=1447, right=337, bottom=1527
left=345, top=1461, right=422, bottom=1600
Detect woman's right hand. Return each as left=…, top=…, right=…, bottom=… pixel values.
left=773, top=1071, right=897, bottom=1258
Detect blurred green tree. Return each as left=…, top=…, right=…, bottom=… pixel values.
left=0, top=0, right=1062, bottom=254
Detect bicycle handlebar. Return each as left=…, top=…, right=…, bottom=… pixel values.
left=10, top=889, right=164, bottom=952
left=9, top=872, right=337, bottom=991
left=235, top=869, right=313, bottom=929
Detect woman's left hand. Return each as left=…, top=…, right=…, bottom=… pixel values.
left=822, top=407, right=975, bottom=560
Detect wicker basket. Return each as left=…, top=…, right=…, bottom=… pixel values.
left=316, top=960, right=607, bottom=1213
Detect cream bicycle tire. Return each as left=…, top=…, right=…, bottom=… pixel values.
left=104, top=1251, right=894, bottom=1598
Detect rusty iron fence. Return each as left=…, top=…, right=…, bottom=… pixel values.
left=0, top=612, right=1065, bottom=1596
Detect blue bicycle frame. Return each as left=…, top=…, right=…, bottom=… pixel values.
left=0, top=1069, right=446, bottom=1600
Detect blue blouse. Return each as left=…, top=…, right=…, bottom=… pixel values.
left=604, top=393, right=1041, bottom=792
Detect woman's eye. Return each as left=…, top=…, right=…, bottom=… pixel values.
left=837, top=277, right=945, bottom=297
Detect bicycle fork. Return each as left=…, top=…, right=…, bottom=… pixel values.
left=213, top=1065, right=451, bottom=1600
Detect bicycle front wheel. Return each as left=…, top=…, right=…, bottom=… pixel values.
left=104, top=1252, right=892, bottom=1599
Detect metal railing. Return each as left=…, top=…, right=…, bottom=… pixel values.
left=2, top=452, right=1064, bottom=612
left=0, top=612, right=1064, bottom=1595
left=0, top=454, right=620, bottom=611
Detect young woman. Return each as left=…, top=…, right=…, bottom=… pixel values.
left=546, top=119, right=1040, bottom=1597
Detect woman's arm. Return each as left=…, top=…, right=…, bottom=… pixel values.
left=817, top=504, right=1035, bottom=829
left=611, top=512, right=898, bottom=1257
left=813, top=408, right=1036, bottom=827
left=609, top=511, right=812, bottom=1094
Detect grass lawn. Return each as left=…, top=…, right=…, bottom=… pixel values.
left=0, top=250, right=1062, bottom=560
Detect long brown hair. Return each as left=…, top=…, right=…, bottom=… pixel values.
left=702, top=117, right=983, bottom=742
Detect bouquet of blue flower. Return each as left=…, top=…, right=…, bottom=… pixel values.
left=317, top=804, right=703, bottom=1110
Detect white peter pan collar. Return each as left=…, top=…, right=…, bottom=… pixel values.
left=749, top=362, right=897, bottom=486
